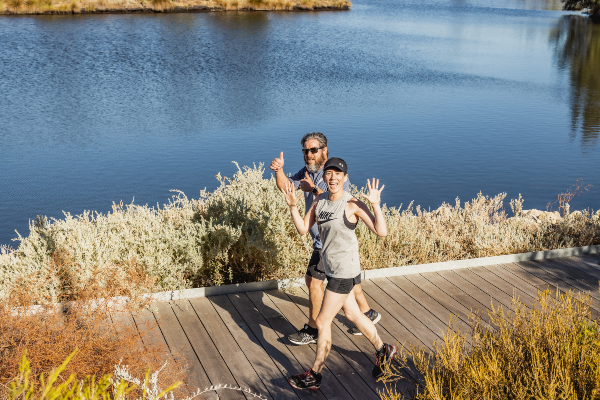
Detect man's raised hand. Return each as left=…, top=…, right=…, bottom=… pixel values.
left=281, top=181, right=302, bottom=207
left=360, top=178, right=385, bottom=205
left=299, top=171, right=315, bottom=192
left=270, top=152, right=284, bottom=172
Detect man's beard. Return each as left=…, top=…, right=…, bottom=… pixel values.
left=305, top=153, right=327, bottom=173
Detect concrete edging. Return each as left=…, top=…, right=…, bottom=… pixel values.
left=147, top=244, right=600, bottom=302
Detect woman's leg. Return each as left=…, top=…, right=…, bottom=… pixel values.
left=342, top=289, right=383, bottom=351
left=312, top=289, right=349, bottom=373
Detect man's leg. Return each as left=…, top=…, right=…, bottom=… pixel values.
left=348, top=283, right=381, bottom=335
left=343, top=289, right=382, bottom=350
left=287, top=250, right=325, bottom=345
left=354, top=283, right=371, bottom=314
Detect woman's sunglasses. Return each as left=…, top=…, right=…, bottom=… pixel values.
left=302, top=146, right=325, bottom=155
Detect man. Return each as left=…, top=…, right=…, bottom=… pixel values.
left=270, top=132, right=381, bottom=345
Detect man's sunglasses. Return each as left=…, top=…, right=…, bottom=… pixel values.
left=302, top=146, right=325, bottom=155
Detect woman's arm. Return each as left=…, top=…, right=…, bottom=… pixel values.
left=281, top=181, right=317, bottom=235
left=353, top=178, right=387, bottom=237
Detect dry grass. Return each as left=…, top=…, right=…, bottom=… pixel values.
left=355, top=189, right=600, bottom=272
left=1, top=164, right=598, bottom=303
left=0, top=0, right=350, bottom=13
left=380, top=288, right=600, bottom=399
left=0, top=252, right=186, bottom=399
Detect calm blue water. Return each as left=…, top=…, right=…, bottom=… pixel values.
left=1, top=0, right=598, bottom=247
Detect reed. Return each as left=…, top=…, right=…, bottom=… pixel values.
left=23, top=0, right=39, bottom=12
left=0, top=0, right=349, bottom=12
left=7, top=0, right=22, bottom=12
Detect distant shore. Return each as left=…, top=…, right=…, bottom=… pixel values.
left=0, top=0, right=350, bottom=15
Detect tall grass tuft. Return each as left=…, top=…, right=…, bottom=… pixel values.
left=380, top=288, right=600, bottom=399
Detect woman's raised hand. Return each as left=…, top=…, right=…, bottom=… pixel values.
left=282, top=181, right=303, bottom=207
left=360, top=178, right=385, bottom=205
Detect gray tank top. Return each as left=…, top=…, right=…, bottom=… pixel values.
left=315, top=191, right=361, bottom=279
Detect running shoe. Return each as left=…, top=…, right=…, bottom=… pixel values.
left=348, top=309, right=381, bottom=335
left=287, top=369, right=322, bottom=390
left=372, top=343, right=397, bottom=378
left=288, top=324, right=318, bottom=345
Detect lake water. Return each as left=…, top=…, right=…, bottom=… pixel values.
left=0, top=0, right=598, bottom=247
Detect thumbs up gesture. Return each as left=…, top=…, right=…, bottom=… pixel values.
left=270, top=152, right=284, bottom=172
left=299, top=171, right=316, bottom=192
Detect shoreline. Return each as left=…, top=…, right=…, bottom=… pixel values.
left=1, top=1, right=350, bottom=15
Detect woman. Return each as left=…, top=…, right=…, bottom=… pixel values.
left=282, top=157, right=396, bottom=390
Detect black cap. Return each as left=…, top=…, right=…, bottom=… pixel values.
left=323, top=157, right=348, bottom=173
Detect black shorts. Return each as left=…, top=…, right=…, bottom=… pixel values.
left=326, top=274, right=362, bottom=295
left=305, top=249, right=326, bottom=281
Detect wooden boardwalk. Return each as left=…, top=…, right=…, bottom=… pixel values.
left=124, top=254, right=600, bottom=399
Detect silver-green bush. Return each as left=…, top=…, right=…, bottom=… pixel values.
left=1, top=163, right=598, bottom=304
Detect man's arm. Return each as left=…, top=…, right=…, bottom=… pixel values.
left=270, top=152, right=291, bottom=192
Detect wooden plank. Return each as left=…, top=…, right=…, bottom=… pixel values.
left=130, top=307, right=191, bottom=396
left=366, top=278, right=444, bottom=349
left=188, top=297, right=273, bottom=400
left=468, top=266, right=537, bottom=308
left=110, top=311, right=146, bottom=354
left=437, top=269, right=509, bottom=314
left=529, top=259, right=600, bottom=315
left=132, top=308, right=171, bottom=359
left=451, top=268, right=516, bottom=311
left=150, top=302, right=217, bottom=399
left=501, top=262, right=566, bottom=293
left=582, top=254, right=600, bottom=263
left=209, top=295, right=301, bottom=400
left=519, top=261, right=600, bottom=304
left=565, top=256, right=600, bottom=279
left=293, top=285, right=419, bottom=391
left=393, top=275, right=471, bottom=335
left=226, top=293, right=324, bottom=400
left=543, top=258, right=600, bottom=287
left=419, top=271, right=492, bottom=325
left=260, top=290, right=378, bottom=400
left=170, top=299, right=246, bottom=400
left=506, top=262, right=600, bottom=317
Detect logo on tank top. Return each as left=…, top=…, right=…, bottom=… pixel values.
left=318, top=210, right=334, bottom=222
